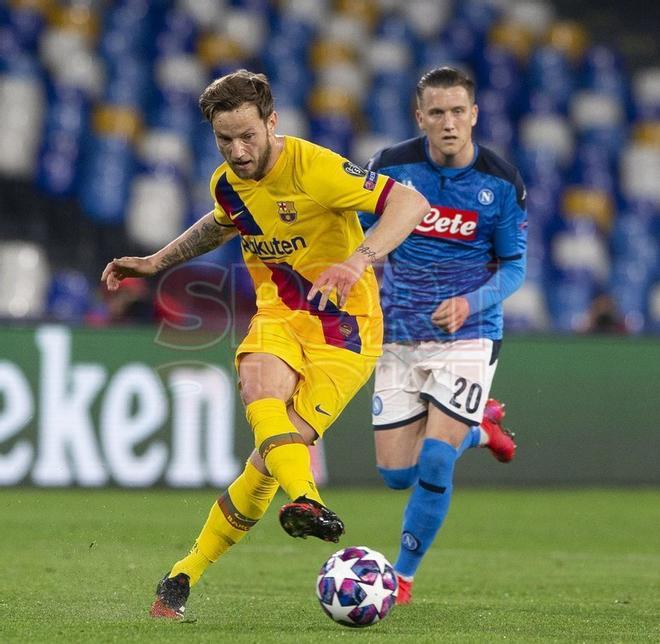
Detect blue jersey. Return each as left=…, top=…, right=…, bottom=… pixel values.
left=360, top=137, right=527, bottom=342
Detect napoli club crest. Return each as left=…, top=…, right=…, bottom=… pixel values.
left=277, top=201, right=297, bottom=223
left=478, top=189, right=494, bottom=205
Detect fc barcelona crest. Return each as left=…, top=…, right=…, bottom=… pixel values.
left=277, top=201, right=297, bottom=223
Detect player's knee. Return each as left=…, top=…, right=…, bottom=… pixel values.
left=377, top=465, right=418, bottom=490
left=418, top=439, right=457, bottom=483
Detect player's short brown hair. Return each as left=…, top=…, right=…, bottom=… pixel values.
left=416, top=66, right=476, bottom=104
left=199, top=69, right=274, bottom=122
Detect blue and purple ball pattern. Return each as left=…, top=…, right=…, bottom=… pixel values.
left=316, top=546, right=398, bottom=628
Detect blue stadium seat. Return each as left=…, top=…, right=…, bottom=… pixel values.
left=580, top=44, right=630, bottom=107
left=526, top=45, right=575, bottom=113
left=568, top=140, right=617, bottom=193
left=149, top=87, right=198, bottom=142
left=46, top=269, right=92, bottom=323
left=99, top=0, right=160, bottom=61
left=1, top=2, right=45, bottom=53
left=103, top=56, right=152, bottom=111
left=456, top=0, right=501, bottom=35
left=36, top=81, right=89, bottom=196
left=78, top=135, right=136, bottom=225
left=309, top=114, right=354, bottom=157
left=440, top=17, right=484, bottom=65
left=476, top=45, right=523, bottom=115
left=547, top=218, right=609, bottom=331
left=154, top=7, right=198, bottom=57
left=366, top=84, right=414, bottom=141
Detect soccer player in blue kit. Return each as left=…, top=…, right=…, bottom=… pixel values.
left=359, top=67, right=527, bottom=604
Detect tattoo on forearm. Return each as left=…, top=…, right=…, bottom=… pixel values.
left=156, top=221, right=225, bottom=271
left=356, top=244, right=377, bottom=262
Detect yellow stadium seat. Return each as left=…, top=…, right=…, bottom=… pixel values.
left=93, top=105, right=142, bottom=142
left=546, top=20, right=589, bottom=62
left=561, top=186, right=614, bottom=232
left=632, top=121, right=660, bottom=147
left=488, top=21, right=535, bottom=61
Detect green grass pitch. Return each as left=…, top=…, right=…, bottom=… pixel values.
left=2, top=487, right=658, bottom=643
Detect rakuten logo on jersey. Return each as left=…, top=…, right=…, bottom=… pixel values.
left=414, top=206, right=479, bottom=241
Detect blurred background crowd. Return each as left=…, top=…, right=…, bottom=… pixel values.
left=0, top=0, right=658, bottom=334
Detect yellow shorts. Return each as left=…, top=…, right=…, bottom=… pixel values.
left=236, top=311, right=378, bottom=437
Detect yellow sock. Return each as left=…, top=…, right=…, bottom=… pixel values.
left=170, top=460, right=278, bottom=585
left=246, top=397, right=323, bottom=504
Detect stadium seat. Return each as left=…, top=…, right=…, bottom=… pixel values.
left=526, top=45, right=575, bottom=112
left=401, top=0, right=453, bottom=40
left=476, top=45, right=523, bottom=114
left=366, top=84, right=414, bottom=141
left=0, top=69, right=45, bottom=179
left=545, top=20, right=589, bottom=63
left=632, top=120, right=660, bottom=147
left=455, top=0, right=501, bottom=35
left=440, top=17, right=484, bottom=64
left=351, top=133, right=398, bottom=167
left=104, top=56, right=152, bottom=111
left=126, top=129, right=190, bottom=250
left=366, top=38, right=412, bottom=83
left=276, top=107, right=310, bottom=139
left=315, top=62, right=368, bottom=107
left=36, top=82, right=89, bottom=197
left=518, top=113, right=574, bottom=166
left=632, top=67, right=660, bottom=119
left=154, top=7, right=197, bottom=57
left=548, top=218, right=609, bottom=331
left=620, top=142, right=660, bottom=204
left=278, top=0, right=331, bottom=30
left=561, top=185, right=614, bottom=233
left=0, top=241, right=50, bottom=319
left=504, top=0, right=556, bottom=39
left=46, top=269, right=91, bottom=322
left=488, top=20, right=535, bottom=62
left=568, top=140, right=617, bottom=193
left=570, top=91, right=627, bottom=160
left=580, top=44, right=630, bottom=106
left=78, top=105, right=141, bottom=224
left=475, top=88, right=516, bottom=151
left=503, top=281, right=551, bottom=332
left=646, top=282, right=660, bottom=332
left=308, top=87, right=357, bottom=156
left=126, top=172, right=188, bottom=251
left=2, top=1, right=46, bottom=53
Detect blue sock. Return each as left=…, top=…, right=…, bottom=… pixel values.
left=378, top=465, right=418, bottom=490
left=456, top=426, right=481, bottom=457
left=394, top=439, right=458, bottom=578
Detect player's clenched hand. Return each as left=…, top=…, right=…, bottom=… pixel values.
left=307, top=255, right=368, bottom=311
left=431, top=296, right=470, bottom=334
left=101, top=256, right=157, bottom=291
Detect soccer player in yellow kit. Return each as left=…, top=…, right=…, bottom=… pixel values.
left=101, top=69, right=429, bottom=620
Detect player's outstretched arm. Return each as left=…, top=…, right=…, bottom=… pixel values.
left=308, top=183, right=429, bottom=310
left=101, top=212, right=237, bottom=291
left=352, top=182, right=429, bottom=263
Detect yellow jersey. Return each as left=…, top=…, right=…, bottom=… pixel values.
left=210, top=136, right=394, bottom=356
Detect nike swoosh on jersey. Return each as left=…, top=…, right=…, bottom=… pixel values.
left=314, top=404, right=331, bottom=416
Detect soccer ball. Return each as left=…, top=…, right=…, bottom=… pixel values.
left=316, top=546, right=398, bottom=627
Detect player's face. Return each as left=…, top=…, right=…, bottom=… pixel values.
left=212, top=103, right=278, bottom=180
left=416, top=85, right=478, bottom=167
